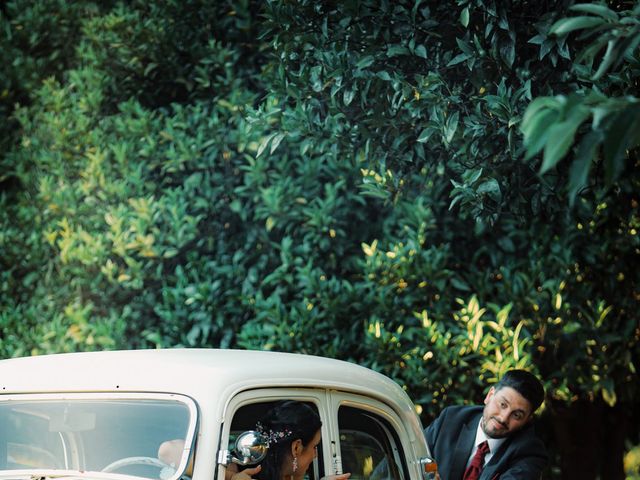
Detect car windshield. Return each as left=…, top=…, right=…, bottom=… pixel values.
left=0, top=393, right=197, bottom=480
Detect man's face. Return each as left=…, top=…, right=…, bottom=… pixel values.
left=481, top=386, right=533, bottom=439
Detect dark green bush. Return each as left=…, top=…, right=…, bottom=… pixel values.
left=1, top=1, right=639, bottom=478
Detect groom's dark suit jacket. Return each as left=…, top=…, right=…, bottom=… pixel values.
left=424, top=405, right=547, bottom=480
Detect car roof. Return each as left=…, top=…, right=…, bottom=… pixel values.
left=0, top=348, right=416, bottom=416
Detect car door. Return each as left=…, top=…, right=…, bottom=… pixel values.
left=326, top=391, right=416, bottom=480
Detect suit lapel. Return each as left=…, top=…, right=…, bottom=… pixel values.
left=480, top=462, right=498, bottom=480
left=480, top=437, right=508, bottom=480
left=450, top=414, right=479, bottom=480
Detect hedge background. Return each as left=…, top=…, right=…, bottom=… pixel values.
left=1, top=1, right=639, bottom=478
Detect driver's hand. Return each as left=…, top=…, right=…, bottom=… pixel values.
left=322, top=474, right=351, bottom=480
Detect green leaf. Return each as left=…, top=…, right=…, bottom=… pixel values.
left=550, top=16, right=606, bottom=36
left=619, top=30, right=640, bottom=66
left=447, top=53, right=471, bottom=67
left=449, top=193, right=463, bottom=211
left=270, top=132, right=286, bottom=154
left=387, top=45, right=410, bottom=57
left=143, top=62, right=158, bottom=76
left=444, top=111, right=459, bottom=143
left=540, top=106, right=590, bottom=173
left=575, top=36, right=610, bottom=65
left=300, top=139, right=312, bottom=156
left=460, top=7, right=469, bottom=28
left=477, top=179, right=501, bottom=202
left=417, top=127, right=435, bottom=143
left=310, top=65, right=323, bottom=92
left=256, top=132, right=277, bottom=158
left=569, top=3, right=619, bottom=21
left=499, top=37, right=516, bottom=68
left=343, top=89, right=356, bottom=106
left=497, top=237, right=515, bottom=253
left=521, top=106, right=561, bottom=160
left=568, top=130, right=602, bottom=205
left=539, top=39, right=554, bottom=60
left=357, top=182, right=391, bottom=200
left=450, top=277, right=471, bottom=291
left=456, top=38, right=474, bottom=55
left=521, top=96, right=563, bottom=137
left=356, top=56, right=375, bottom=69
left=464, top=167, right=483, bottom=184
left=524, top=110, right=560, bottom=155
left=528, top=34, right=545, bottom=45
left=592, top=39, right=617, bottom=80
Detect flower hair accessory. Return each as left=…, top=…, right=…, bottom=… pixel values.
left=256, top=421, right=293, bottom=446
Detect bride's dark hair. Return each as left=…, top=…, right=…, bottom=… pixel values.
left=255, top=400, right=321, bottom=480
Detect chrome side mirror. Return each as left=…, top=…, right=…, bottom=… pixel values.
left=230, top=430, right=269, bottom=466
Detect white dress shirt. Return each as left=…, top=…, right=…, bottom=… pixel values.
left=465, top=419, right=506, bottom=469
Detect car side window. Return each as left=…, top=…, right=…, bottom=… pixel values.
left=337, top=406, right=406, bottom=480
left=1, top=410, right=65, bottom=469
left=228, top=401, right=324, bottom=480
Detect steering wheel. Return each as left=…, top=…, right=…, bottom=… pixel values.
left=102, top=456, right=169, bottom=473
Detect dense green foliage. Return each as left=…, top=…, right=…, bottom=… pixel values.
left=1, top=1, right=639, bottom=478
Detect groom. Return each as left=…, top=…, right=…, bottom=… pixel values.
left=425, top=370, right=548, bottom=480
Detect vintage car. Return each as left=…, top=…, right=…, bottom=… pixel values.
left=0, top=349, right=437, bottom=480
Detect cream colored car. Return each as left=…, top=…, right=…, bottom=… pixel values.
left=0, top=349, right=437, bottom=480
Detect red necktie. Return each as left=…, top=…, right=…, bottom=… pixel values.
left=463, top=440, right=490, bottom=480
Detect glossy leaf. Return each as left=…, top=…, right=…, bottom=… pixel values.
left=460, top=7, right=469, bottom=28
left=569, top=3, right=619, bottom=21
left=550, top=16, right=606, bottom=36
left=541, top=106, right=590, bottom=174
left=567, top=130, right=602, bottom=204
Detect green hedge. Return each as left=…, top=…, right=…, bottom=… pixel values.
left=1, top=1, right=639, bottom=477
